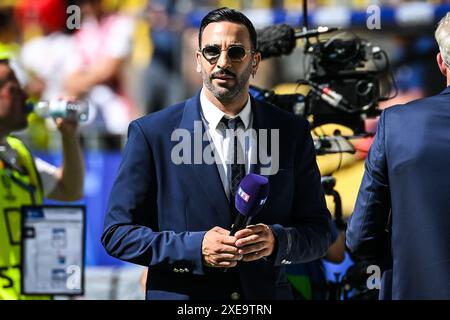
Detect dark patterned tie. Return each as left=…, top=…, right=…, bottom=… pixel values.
left=221, top=116, right=246, bottom=204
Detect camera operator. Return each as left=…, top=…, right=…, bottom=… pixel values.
left=346, top=13, right=450, bottom=299
left=0, top=58, right=85, bottom=299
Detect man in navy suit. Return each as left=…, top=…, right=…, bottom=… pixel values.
left=102, top=7, right=332, bottom=300
left=346, top=13, right=450, bottom=300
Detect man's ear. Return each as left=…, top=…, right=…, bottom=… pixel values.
left=252, top=51, right=262, bottom=74
left=437, top=52, right=448, bottom=77
left=196, top=51, right=202, bottom=73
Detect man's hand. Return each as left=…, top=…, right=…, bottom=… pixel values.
left=46, top=116, right=84, bottom=202
left=235, top=224, right=275, bottom=262
left=54, top=117, right=79, bottom=138
left=202, top=227, right=241, bottom=268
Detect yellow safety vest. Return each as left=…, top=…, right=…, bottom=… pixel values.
left=0, top=136, right=50, bottom=300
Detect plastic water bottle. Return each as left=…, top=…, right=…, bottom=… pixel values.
left=33, top=99, right=89, bottom=122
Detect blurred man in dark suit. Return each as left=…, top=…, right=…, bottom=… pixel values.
left=347, top=13, right=450, bottom=299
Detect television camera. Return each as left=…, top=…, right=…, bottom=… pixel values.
left=251, top=20, right=397, bottom=300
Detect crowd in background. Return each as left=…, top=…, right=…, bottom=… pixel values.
left=0, top=0, right=446, bottom=152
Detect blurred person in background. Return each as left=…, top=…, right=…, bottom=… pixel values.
left=17, top=0, right=76, bottom=104
left=0, top=59, right=85, bottom=299
left=0, top=5, right=27, bottom=86
left=346, top=12, right=450, bottom=299
left=64, top=0, right=136, bottom=136
left=144, top=0, right=187, bottom=113
left=16, top=0, right=81, bottom=150
left=181, top=27, right=208, bottom=98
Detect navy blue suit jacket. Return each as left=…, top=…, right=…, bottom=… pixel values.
left=102, top=91, right=332, bottom=300
left=346, top=86, right=450, bottom=299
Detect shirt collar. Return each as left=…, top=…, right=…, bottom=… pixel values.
left=200, top=88, right=252, bottom=130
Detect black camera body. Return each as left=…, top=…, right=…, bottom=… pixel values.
left=252, top=31, right=394, bottom=135
left=306, top=35, right=391, bottom=134
left=308, top=73, right=380, bottom=133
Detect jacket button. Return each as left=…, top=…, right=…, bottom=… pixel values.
left=230, top=292, right=240, bottom=300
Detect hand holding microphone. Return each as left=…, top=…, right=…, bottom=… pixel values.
left=201, top=174, right=270, bottom=268
left=230, top=173, right=269, bottom=235
left=235, top=224, right=275, bottom=262
left=231, top=174, right=274, bottom=262
left=202, top=226, right=241, bottom=269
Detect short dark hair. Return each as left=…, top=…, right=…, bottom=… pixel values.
left=198, top=7, right=257, bottom=51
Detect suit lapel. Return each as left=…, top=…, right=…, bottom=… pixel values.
left=178, top=91, right=231, bottom=227
left=250, top=97, right=272, bottom=176
left=249, top=98, right=278, bottom=220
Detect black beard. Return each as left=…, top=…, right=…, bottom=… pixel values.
left=202, top=62, right=253, bottom=102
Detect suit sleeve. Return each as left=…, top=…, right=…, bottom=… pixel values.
left=346, top=110, right=391, bottom=262
left=101, top=121, right=206, bottom=275
left=270, top=118, right=333, bottom=265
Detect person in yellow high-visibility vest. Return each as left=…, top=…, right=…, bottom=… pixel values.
left=0, top=58, right=85, bottom=299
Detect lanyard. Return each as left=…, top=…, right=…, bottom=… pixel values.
left=0, top=144, right=27, bottom=175
left=0, top=146, right=37, bottom=203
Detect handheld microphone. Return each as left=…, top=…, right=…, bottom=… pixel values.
left=230, top=174, right=269, bottom=236
left=256, top=24, right=339, bottom=60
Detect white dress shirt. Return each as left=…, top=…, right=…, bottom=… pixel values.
left=200, top=89, right=256, bottom=200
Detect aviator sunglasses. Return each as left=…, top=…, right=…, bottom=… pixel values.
left=200, top=45, right=255, bottom=64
